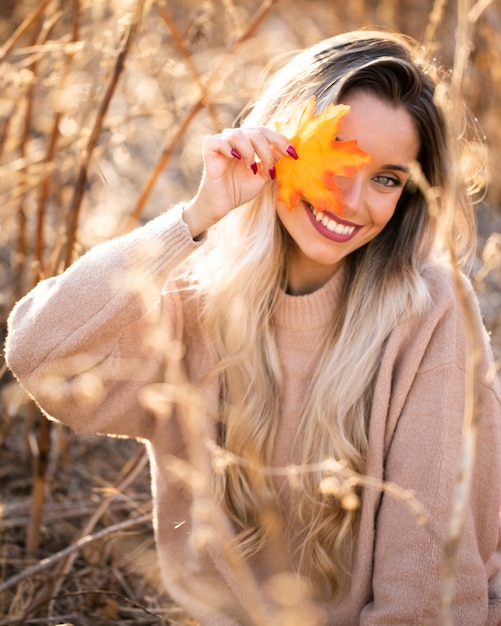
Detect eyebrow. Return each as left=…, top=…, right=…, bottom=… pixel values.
left=382, top=164, right=409, bottom=173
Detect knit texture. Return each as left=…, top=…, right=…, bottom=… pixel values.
left=6, top=204, right=501, bottom=625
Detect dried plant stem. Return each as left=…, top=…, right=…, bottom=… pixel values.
left=157, top=2, right=222, bottom=131
left=0, top=513, right=152, bottom=598
left=35, top=0, right=80, bottom=283
left=0, top=0, right=52, bottom=63
left=468, top=0, right=495, bottom=22
left=451, top=0, right=472, bottom=95
left=439, top=1, right=480, bottom=623
left=25, top=414, right=51, bottom=558
left=6, top=446, right=148, bottom=621
left=162, top=344, right=275, bottom=626
left=124, top=100, right=203, bottom=229
left=127, top=0, right=279, bottom=227
left=18, top=4, right=64, bottom=560
left=423, top=0, right=448, bottom=48
left=0, top=495, right=151, bottom=530
left=440, top=281, right=482, bottom=626
left=206, top=441, right=431, bottom=530
left=14, top=24, right=37, bottom=301
left=0, top=104, right=15, bottom=163
left=15, top=6, right=62, bottom=297
left=46, top=447, right=148, bottom=618
left=0, top=589, right=163, bottom=626
left=62, top=0, right=144, bottom=269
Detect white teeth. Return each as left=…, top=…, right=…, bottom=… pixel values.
left=311, top=207, right=355, bottom=236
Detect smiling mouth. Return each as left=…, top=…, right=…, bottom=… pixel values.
left=304, top=201, right=358, bottom=236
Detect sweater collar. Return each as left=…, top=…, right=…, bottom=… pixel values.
left=275, top=265, right=345, bottom=331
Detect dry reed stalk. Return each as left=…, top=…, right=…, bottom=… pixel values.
left=0, top=0, right=52, bottom=63
left=0, top=495, right=151, bottom=530
left=18, top=6, right=65, bottom=561
left=2, top=447, right=149, bottom=622
left=423, top=0, right=448, bottom=48
left=14, top=2, right=62, bottom=296
left=0, top=103, right=15, bottom=164
left=157, top=2, right=223, bottom=131
left=123, top=99, right=203, bottom=231
left=0, top=513, right=153, bottom=598
left=157, top=350, right=274, bottom=626
left=468, top=0, right=496, bottom=22
left=46, top=447, right=148, bottom=619
left=48, top=590, right=164, bottom=623
left=25, top=412, right=51, bottom=559
left=206, top=441, right=431, bottom=528
left=14, top=22, right=37, bottom=301
left=62, top=0, right=144, bottom=269
left=126, top=0, right=279, bottom=228
left=439, top=1, right=485, bottom=622
left=35, top=0, right=80, bottom=283
left=35, top=2, right=81, bottom=480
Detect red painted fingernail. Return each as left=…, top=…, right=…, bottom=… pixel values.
left=268, top=166, right=276, bottom=180
left=286, top=145, right=299, bottom=160
left=231, top=148, right=241, bottom=160
left=251, top=162, right=258, bottom=175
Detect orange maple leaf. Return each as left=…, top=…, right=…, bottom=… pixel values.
left=274, top=96, right=374, bottom=214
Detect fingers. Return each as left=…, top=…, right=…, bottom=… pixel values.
left=206, top=126, right=297, bottom=178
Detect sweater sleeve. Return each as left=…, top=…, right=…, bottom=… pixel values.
left=360, top=274, right=501, bottom=625
left=4, top=204, right=202, bottom=439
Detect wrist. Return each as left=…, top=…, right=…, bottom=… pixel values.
left=182, top=199, right=212, bottom=240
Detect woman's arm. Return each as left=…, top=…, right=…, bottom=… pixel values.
left=5, top=205, right=202, bottom=438
left=5, top=126, right=294, bottom=439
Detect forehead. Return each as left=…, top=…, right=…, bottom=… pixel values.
left=339, top=91, right=420, bottom=165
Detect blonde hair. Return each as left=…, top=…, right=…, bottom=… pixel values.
left=181, top=30, right=484, bottom=597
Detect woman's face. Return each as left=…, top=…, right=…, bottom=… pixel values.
left=276, top=90, right=420, bottom=295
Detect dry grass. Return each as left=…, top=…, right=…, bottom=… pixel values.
left=0, top=0, right=500, bottom=624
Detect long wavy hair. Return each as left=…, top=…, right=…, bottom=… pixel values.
left=180, top=30, right=484, bottom=597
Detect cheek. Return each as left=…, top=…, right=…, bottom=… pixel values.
left=371, top=193, right=402, bottom=228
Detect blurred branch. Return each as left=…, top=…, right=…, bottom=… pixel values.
left=46, top=447, right=148, bottom=619
left=14, top=4, right=64, bottom=564
left=15, top=7, right=62, bottom=298
left=468, top=0, right=495, bottom=22
left=2, top=446, right=149, bottom=621
left=35, top=0, right=80, bottom=283
left=423, top=0, right=447, bottom=48
left=157, top=2, right=223, bottom=130
left=440, top=1, right=482, bottom=623
left=0, top=513, right=153, bottom=598
left=62, top=0, right=145, bottom=269
left=0, top=0, right=52, bottom=63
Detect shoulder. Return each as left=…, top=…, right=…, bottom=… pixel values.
left=417, top=263, right=483, bottom=345
left=412, top=264, right=499, bottom=390
left=421, top=263, right=472, bottom=313
left=383, top=263, right=484, bottom=377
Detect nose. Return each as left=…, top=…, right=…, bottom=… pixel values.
left=334, top=174, right=363, bottom=213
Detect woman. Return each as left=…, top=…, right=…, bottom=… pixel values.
left=5, top=30, right=501, bottom=625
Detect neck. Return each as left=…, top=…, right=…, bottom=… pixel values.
left=285, top=256, right=343, bottom=296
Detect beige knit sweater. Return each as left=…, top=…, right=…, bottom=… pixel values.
left=5, top=205, right=501, bottom=625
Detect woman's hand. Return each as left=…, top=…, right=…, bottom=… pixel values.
left=182, top=126, right=297, bottom=239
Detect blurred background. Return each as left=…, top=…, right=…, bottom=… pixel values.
left=0, top=1, right=500, bottom=624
